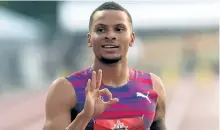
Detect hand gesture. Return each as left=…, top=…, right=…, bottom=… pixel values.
left=82, top=69, right=119, bottom=118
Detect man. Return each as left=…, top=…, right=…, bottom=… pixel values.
left=43, top=1, right=167, bottom=130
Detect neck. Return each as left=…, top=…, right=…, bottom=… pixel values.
left=92, top=57, right=130, bottom=87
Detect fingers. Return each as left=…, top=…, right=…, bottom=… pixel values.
left=96, top=69, right=102, bottom=89
left=104, top=98, right=119, bottom=108
left=91, top=71, right=96, bottom=91
left=85, top=69, right=102, bottom=93
left=98, top=88, right=119, bottom=108
left=85, top=79, right=91, bottom=93
left=99, top=88, right=112, bottom=99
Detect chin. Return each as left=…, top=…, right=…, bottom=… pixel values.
left=99, top=56, right=122, bottom=64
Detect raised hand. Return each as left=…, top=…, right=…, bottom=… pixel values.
left=82, top=69, right=119, bottom=119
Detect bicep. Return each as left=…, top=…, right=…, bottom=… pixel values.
left=43, top=78, right=76, bottom=130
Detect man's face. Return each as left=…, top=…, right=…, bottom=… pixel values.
left=88, top=10, right=135, bottom=64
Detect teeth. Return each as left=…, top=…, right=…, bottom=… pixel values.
left=103, top=45, right=117, bottom=48
left=105, top=45, right=114, bottom=48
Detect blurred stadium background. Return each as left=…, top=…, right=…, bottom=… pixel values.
left=0, top=1, right=219, bottom=130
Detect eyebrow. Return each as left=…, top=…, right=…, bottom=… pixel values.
left=94, top=24, right=107, bottom=28
left=115, top=23, right=126, bottom=27
left=94, top=23, right=126, bottom=28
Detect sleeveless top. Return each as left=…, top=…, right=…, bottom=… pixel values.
left=66, top=67, right=158, bottom=130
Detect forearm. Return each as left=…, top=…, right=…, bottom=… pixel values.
left=66, top=112, right=91, bottom=130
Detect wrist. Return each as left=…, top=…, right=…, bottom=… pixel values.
left=78, top=110, right=92, bottom=123
left=67, top=111, right=92, bottom=130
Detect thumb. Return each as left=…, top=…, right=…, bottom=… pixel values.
left=104, top=98, right=119, bottom=108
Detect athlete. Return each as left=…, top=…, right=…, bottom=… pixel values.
left=43, top=1, right=167, bottom=130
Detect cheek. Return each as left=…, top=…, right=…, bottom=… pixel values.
left=90, top=36, right=102, bottom=53
left=121, top=36, right=131, bottom=48
left=91, top=35, right=103, bottom=46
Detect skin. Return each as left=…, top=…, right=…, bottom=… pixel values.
left=88, top=10, right=135, bottom=87
left=150, top=73, right=167, bottom=130
left=43, top=10, right=167, bottom=130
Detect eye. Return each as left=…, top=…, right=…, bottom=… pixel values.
left=115, top=27, right=124, bottom=32
left=96, top=28, right=105, bottom=33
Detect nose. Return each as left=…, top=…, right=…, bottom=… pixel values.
left=105, top=31, right=116, bottom=40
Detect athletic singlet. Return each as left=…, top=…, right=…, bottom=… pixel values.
left=66, top=67, right=158, bottom=130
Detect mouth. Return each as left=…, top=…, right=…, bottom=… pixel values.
left=101, top=44, right=119, bottom=48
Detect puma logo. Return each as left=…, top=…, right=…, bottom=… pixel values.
left=136, top=92, right=151, bottom=103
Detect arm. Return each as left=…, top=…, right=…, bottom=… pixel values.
left=150, top=73, right=167, bottom=130
left=43, top=78, right=91, bottom=130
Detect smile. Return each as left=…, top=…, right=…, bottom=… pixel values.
left=101, top=45, right=119, bottom=48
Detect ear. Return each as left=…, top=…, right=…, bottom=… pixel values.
left=88, top=33, right=92, bottom=47
left=129, top=32, right=135, bottom=47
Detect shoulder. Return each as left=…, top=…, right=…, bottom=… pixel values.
left=66, top=67, right=91, bottom=79
left=49, top=77, right=73, bottom=90
left=44, top=77, right=77, bottom=129
left=149, top=73, right=166, bottom=101
left=132, top=68, right=166, bottom=98
left=149, top=73, right=165, bottom=91
left=134, top=69, right=166, bottom=98
left=46, top=77, right=77, bottom=108
left=51, top=77, right=72, bottom=87
left=131, top=69, right=165, bottom=95
left=46, top=67, right=90, bottom=107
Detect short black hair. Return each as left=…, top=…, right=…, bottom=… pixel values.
left=89, top=1, right=133, bottom=31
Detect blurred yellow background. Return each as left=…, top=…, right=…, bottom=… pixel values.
left=0, top=1, right=219, bottom=130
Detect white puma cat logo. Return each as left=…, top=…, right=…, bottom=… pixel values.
left=136, top=92, right=151, bottom=103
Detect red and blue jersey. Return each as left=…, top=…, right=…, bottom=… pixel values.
left=66, top=67, right=158, bottom=130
